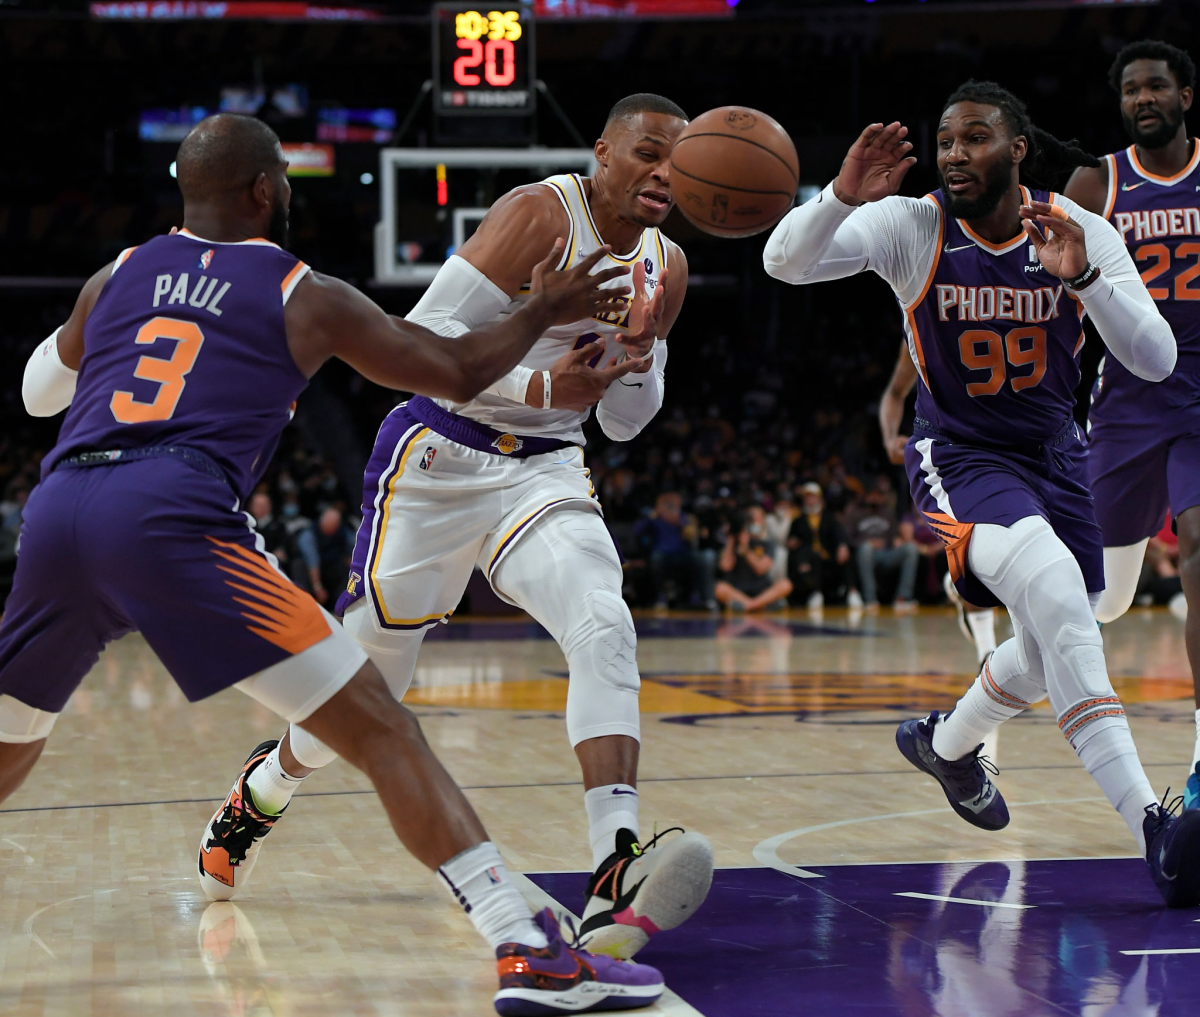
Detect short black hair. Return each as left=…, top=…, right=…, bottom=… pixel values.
left=942, top=80, right=1099, bottom=187
left=176, top=113, right=283, bottom=202
left=604, top=93, right=688, bottom=131
left=1109, top=40, right=1196, bottom=92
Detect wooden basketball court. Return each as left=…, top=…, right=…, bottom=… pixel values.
left=2, top=605, right=1197, bottom=1015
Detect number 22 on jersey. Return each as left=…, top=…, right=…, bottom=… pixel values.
left=110, top=316, right=205, bottom=424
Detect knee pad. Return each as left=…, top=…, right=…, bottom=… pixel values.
left=569, top=589, right=639, bottom=695
left=288, top=722, right=339, bottom=769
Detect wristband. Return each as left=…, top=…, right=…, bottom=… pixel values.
left=542, top=370, right=552, bottom=410
left=1064, top=262, right=1101, bottom=292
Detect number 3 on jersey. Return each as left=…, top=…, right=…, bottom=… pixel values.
left=110, top=316, right=205, bottom=424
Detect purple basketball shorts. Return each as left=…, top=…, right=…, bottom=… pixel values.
left=0, top=456, right=331, bottom=714
left=906, top=422, right=1104, bottom=610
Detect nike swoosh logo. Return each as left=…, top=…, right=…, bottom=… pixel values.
left=1122, top=181, right=1148, bottom=191
left=617, top=380, right=644, bottom=388
left=943, top=243, right=975, bottom=254
left=611, top=788, right=639, bottom=796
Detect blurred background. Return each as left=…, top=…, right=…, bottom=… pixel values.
left=1, top=0, right=1192, bottom=615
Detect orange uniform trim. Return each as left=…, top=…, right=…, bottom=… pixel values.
left=904, top=195, right=943, bottom=392
left=981, top=658, right=1030, bottom=710
left=1057, top=696, right=1125, bottom=741
left=112, top=246, right=139, bottom=274
left=920, top=510, right=974, bottom=584
left=1128, top=140, right=1200, bottom=185
left=1102, top=154, right=1119, bottom=220
left=280, top=261, right=307, bottom=295
left=207, top=537, right=330, bottom=654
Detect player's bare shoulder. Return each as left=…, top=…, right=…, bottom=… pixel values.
left=467, top=183, right=571, bottom=251
left=1063, top=161, right=1110, bottom=216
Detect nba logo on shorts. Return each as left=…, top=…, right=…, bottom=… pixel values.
left=491, top=434, right=524, bottom=455
left=198, top=249, right=214, bottom=271
left=418, top=446, right=437, bottom=470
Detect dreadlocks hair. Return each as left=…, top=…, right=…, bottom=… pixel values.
left=1108, top=39, right=1195, bottom=93
left=942, top=80, right=1100, bottom=189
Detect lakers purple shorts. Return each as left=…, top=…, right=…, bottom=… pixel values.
left=0, top=453, right=331, bottom=714
left=906, top=421, right=1104, bottom=610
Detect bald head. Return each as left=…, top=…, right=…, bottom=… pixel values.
left=177, top=113, right=283, bottom=203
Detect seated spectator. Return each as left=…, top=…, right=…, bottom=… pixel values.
left=316, top=506, right=357, bottom=604
left=247, top=491, right=289, bottom=564
left=693, top=483, right=734, bottom=610
left=845, top=476, right=918, bottom=610
left=278, top=492, right=323, bottom=600
left=715, top=521, right=793, bottom=612
left=787, top=482, right=850, bottom=608
left=639, top=491, right=700, bottom=608
left=765, top=493, right=798, bottom=582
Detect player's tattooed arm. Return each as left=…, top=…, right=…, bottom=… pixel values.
left=1062, top=161, right=1109, bottom=217
left=285, top=244, right=631, bottom=401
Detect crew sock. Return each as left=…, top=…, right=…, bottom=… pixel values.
left=437, top=841, right=548, bottom=950
left=584, top=784, right=639, bottom=870
left=245, top=745, right=304, bottom=816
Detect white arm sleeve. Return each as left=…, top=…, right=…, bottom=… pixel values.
left=762, top=183, right=940, bottom=301
left=1060, top=198, right=1178, bottom=382
left=596, top=340, right=667, bottom=441
left=405, top=255, right=535, bottom=402
left=23, top=328, right=77, bottom=417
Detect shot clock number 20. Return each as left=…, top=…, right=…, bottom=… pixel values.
left=434, top=3, right=536, bottom=116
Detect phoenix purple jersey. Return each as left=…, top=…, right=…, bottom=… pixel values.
left=904, top=187, right=1086, bottom=446
left=1091, top=142, right=1200, bottom=425
left=44, top=230, right=311, bottom=500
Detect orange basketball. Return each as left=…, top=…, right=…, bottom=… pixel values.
left=669, top=106, right=799, bottom=238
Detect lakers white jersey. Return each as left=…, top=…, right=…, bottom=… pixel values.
left=436, top=172, right=668, bottom=442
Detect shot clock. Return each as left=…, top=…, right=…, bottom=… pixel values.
left=433, top=3, right=536, bottom=116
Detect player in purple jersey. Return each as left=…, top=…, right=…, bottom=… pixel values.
left=7, top=114, right=668, bottom=1016
left=764, top=81, right=1200, bottom=906
left=1064, top=41, right=1200, bottom=810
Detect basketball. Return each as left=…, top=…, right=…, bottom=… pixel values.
left=669, top=106, right=799, bottom=238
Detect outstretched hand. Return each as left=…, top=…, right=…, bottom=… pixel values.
left=530, top=240, right=631, bottom=325
left=832, top=122, right=917, bottom=206
left=1020, top=201, right=1089, bottom=282
left=617, top=265, right=668, bottom=374
left=530, top=339, right=646, bottom=412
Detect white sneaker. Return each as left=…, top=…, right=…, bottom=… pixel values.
left=806, top=591, right=824, bottom=609
left=847, top=589, right=864, bottom=608
left=577, top=828, right=714, bottom=959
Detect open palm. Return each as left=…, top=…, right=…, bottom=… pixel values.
left=1020, top=201, right=1089, bottom=281
left=834, top=122, right=917, bottom=205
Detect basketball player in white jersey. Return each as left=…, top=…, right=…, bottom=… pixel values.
left=201, top=93, right=714, bottom=959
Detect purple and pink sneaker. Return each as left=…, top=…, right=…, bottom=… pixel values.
left=493, top=907, right=664, bottom=1015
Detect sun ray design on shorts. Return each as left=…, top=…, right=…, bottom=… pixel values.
left=207, top=537, right=330, bottom=654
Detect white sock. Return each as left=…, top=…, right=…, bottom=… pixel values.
left=437, top=842, right=547, bottom=950
left=932, top=642, right=1042, bottom=761
left=1067, top=718, right=1157, bottom=855
left=966, top=609, right=997, bottom=663
left=584, top=784, right=639, bottom=870
left=246, top=745, right=304, bottom=816
left=1193, top=710, right=1200, bottom=770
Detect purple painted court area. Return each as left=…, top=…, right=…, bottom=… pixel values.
left=529, top=859, right=1200, bottom=1016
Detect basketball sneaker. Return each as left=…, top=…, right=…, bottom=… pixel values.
left=198, top=740, right=284, bottom=901
left=577, top=827, right=714, bottom=959
left=1144, top=795, right=1200, bottom=907
left=1184, top=763, right=1200, bottom=811
left=896, top=711, right=1010, bottom=831
left=494, top=907, right=664, bottom=1016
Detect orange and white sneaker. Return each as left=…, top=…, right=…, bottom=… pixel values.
left=198, top=740, right=284, bottom=901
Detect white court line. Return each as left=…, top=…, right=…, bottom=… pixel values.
left=1121, top=948, right=1200, bottom=956
left=507, top=869, right=707, bottom=1017
left=23, top=888, right=117, bottom=959
left=895, top=891, right=1033, bottom=910
left=753, top=796, right=1107, bottom=880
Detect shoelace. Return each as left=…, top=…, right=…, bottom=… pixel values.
left=594, top=825, right=687, bottom=900
left=637, top=825, right=684, bottom=854
left=940, top=749, right=999, bottom=801
left=1147, top=788, right=1184, bottom=826
left=210, top=797, right=273, bottom=864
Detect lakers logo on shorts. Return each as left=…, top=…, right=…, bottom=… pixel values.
left=492, top=433, right=524, bottom=455
left=346, top=571, right=361, bottom=596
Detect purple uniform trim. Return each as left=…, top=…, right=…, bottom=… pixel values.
left=1089, top=144, right=1200, bottom=543
left=407, top=396, right=579, bottom=459
left=0, top=456, right=330, bottom=712
left=906, top=420, right=1103, bottom=609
